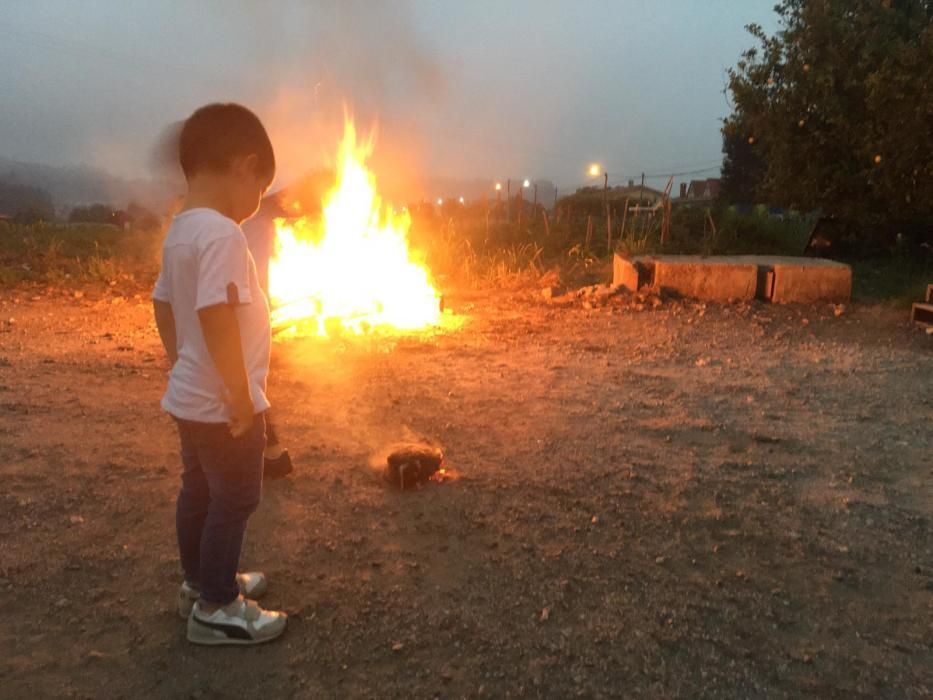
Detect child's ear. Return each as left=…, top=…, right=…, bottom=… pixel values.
left=242, top=153, right=260, bottom=176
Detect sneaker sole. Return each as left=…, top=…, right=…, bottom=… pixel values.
left=186, top=618, right=287, bottom=646
left=186, top=632, right=285, bottom=646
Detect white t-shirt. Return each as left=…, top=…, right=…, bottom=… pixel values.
left=153, top=208, right=271, bottom=423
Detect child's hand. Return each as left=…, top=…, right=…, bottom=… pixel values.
left=228, top=391, right=254, bottom=438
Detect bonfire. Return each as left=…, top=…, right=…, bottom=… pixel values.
left=268, top=118, right=442, bottom=338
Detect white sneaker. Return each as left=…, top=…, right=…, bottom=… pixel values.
left=177, top=572, right=269, bottom=619
left=186, top=596, right=287, bottom=646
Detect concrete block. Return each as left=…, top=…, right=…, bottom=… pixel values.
left=911, top=302, right=933, bottom=327
left=770, top=259, right=851, bottom=303
left=652, top=256, right=758, bottom=302
left=612, top=255, right=641, bottom=292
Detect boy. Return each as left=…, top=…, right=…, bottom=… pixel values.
left=152, top=103, right=287, bottom=645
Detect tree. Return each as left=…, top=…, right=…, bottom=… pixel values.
left=720, top=123, right=766, bottom=205
left=724, top=0, right=933, bottom=226
left=0, top=179, right=55, bottom=222
left=68, top=203, right=120, bottom=225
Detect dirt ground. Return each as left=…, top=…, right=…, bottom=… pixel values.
left=0, top=282, right=931, bottom=699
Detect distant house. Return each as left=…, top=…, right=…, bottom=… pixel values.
left=557, top=183, right=666, bottom=217
left=610, top=184, right=665, bottom=207
left=678, top=178, right=721, bottom=202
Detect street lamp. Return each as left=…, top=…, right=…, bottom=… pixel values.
left=523, top=179, right=531, bottom=188
left=458, top=196, right=465, bottom=204
left=436, top=198, right=443, bottom=206
left=588, top=163, right=609, bottom=206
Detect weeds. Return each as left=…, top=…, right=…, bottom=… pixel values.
left=83, top=243, right=120, bottom=282
left=0, top=221, right=161, bottom=286
left=1, top=212, right=926, bottom=307
left=851, top=256, right=931, bottom=307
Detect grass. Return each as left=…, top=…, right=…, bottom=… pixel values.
left=0, top=221, right=162, bottom=287
left=662, top=206, right=814, bottom=256
left=417, top=219, right=550, bottom=287
left=416, top=209, right=930, bottom=306
left=414, top=206, right=813, bottom=288
left=2, top=215, right=927, bottom=308
left=851, top=256, right=931, bottom=307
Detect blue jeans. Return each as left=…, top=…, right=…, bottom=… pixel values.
left=174, top=413, right=265, bottom=606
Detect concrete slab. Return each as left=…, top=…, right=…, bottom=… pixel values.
left=612, top=256, right=641, bottom=292
left=651, top=255, right=759, bottom=302
left=911, top=302, right=933, bottom=327
left=611, top=253, right=852, bottom=303
left=770, top=258, right=851, bottom=303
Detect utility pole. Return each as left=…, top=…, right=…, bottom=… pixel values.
left=517, top=182, right=523, bottom=229
left=506, top=179, right=511, bottom=223
left=604, top=171, right=611, bottom=252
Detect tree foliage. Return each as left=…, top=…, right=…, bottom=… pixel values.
left=68, top=203, right=123, bottom=226
left=0, top=180, right=55, bottom=223
left=720, top=127, right=767, bottom=205
left=724, top=0, right=933, bottom=223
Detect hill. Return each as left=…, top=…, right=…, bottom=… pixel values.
left=0, top=158, right=178, bottom=215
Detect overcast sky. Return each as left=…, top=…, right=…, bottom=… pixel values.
left=0, top=1, right=779, bottom=192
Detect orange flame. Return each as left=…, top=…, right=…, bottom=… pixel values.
left=269, top=118, right=441, bottom=337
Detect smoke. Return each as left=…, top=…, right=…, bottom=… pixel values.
left=3, top=1, right=777, bottom=209
left=140, top=1, right=446, bottom=205
left=253, top=0, right=446, bottom=200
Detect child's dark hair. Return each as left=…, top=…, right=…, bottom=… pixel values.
left=179, top=103, right=275, bottom=183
